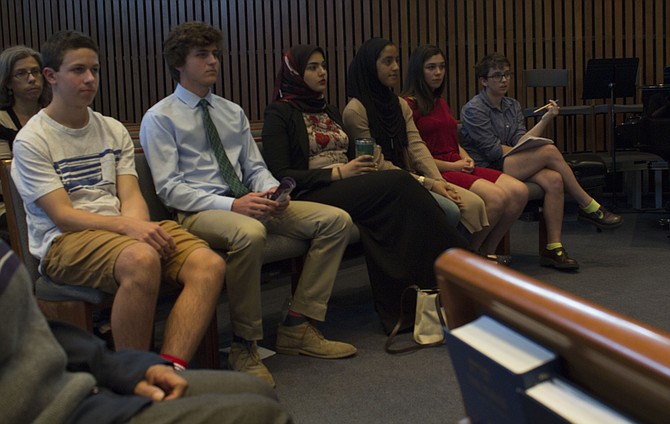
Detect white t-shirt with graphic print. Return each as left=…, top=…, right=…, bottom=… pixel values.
left=11, top=108, right=137, bottom=262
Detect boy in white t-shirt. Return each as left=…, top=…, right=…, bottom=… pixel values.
left=11, top=30, right=225, bottom=370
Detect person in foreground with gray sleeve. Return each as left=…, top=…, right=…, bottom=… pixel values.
left=0, top=240, right=293, bottom=424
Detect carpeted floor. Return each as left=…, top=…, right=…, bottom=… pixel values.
left=199, top=203, right=670, bottom=423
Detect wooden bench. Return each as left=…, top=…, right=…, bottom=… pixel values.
left=0, top=158, right=220, bottom=368
left=133, top=148, right=361, bottom=286
left=127, top=121, right=543, bottom=257
left=124, top=122, right=362, bottom=284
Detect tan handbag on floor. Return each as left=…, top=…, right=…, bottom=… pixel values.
left=385, top=285, right=448, bottom=354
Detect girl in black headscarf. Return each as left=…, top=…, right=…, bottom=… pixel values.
left=263, top=44, right=469, bottom=332
left=343, top=38, right=489, bottom=236
left=345, top=38, right=408, bottom=167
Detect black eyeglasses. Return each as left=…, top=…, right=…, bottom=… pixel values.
left=13, top=68, right=42, bottom=80
left=486, top=71, right=514, bottom=82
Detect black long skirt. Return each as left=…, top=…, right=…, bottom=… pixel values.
left=296, top=169, right=469, bottom=332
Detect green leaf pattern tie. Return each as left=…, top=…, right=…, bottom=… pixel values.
left=199, top=98, right=250, bottom=198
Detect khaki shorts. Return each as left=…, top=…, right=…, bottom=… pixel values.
left=42, top=220, right=208, bottom=294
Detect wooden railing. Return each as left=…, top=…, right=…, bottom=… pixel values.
left=436, top=248, right=670, bottom=423
left=2, top=0, right=669, bottom=153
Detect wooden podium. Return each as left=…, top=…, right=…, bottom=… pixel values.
left=436, top=249, right=670, bottom=423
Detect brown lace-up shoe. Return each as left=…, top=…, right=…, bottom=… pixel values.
left=228, top=341, right=276, bottom=388
left=540, top=247, right=579, bottom=270
left=276, top=322, right=357, bottom=359
left=578, top=206, right=623, bottom=230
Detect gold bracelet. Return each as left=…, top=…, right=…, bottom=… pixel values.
left=336, top=167, right=343, bottom=180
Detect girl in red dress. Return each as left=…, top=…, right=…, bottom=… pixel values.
left=402, top=45, right=528, bottom=261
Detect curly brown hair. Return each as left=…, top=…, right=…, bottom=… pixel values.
left=163, top=21, right=223, bottom=82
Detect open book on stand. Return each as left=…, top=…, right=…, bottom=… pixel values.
left=504, top=136, right=554, bottom=157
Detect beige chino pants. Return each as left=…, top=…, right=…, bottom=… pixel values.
left=179, top=200, right=352, bottom=341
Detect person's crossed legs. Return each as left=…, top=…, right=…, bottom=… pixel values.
left=503, top=146, right=581, bottom=270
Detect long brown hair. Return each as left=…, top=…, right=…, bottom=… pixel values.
left=401, top=44, right=445, bottom=116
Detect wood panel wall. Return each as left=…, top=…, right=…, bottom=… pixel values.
left=2, top=0, right=669, bottom=152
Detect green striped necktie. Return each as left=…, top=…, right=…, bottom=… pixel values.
left=199, top=99, right=250, bottom=198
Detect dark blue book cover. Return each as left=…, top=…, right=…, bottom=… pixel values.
left=446, top=315, right=562, bottom=423
left=522, top=378, right=636, bottom=423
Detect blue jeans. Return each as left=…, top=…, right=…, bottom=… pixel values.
left=430, top=191, right=461, bottom=227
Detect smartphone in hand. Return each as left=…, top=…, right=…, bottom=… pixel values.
left=269, top=177, right=296, bottom=202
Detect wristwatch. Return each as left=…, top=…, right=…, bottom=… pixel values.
left=417, top=176, right=425, bottom=185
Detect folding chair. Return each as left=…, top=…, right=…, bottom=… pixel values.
left=522, top=69, right=607, bottom=199
left=523, top=69, right=594, bottom=118
left=0, top=159, right=112, bottom=329
left=523, top=69, right=594, bottom=153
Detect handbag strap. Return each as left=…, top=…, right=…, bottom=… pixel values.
left=385, top=285, right=420, bottom=354
left=434, top=291, right=447, bottom=329
left=384, top=285, right=446, bottom=354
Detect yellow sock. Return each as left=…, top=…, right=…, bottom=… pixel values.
left=546, top=242, right=562, bottom=251
left=581, top=199, right=601, bottom=214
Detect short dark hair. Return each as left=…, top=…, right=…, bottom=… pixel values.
left=475, top=53, right=511, bottom=79
left=0, top=45, right=50, bottom=108
left=41, top=31, right=98, bottom=71
left=163, top=21, right=223, bottom=82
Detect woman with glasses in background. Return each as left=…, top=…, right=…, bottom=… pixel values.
left=0, top=45, right=49, bottom=242
left=0, top=45, right=49, bottom=157
left=460, top=53, right=622, bottom=270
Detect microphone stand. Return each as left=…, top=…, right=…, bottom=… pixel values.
left=609, top=82, right=618, bottom=210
